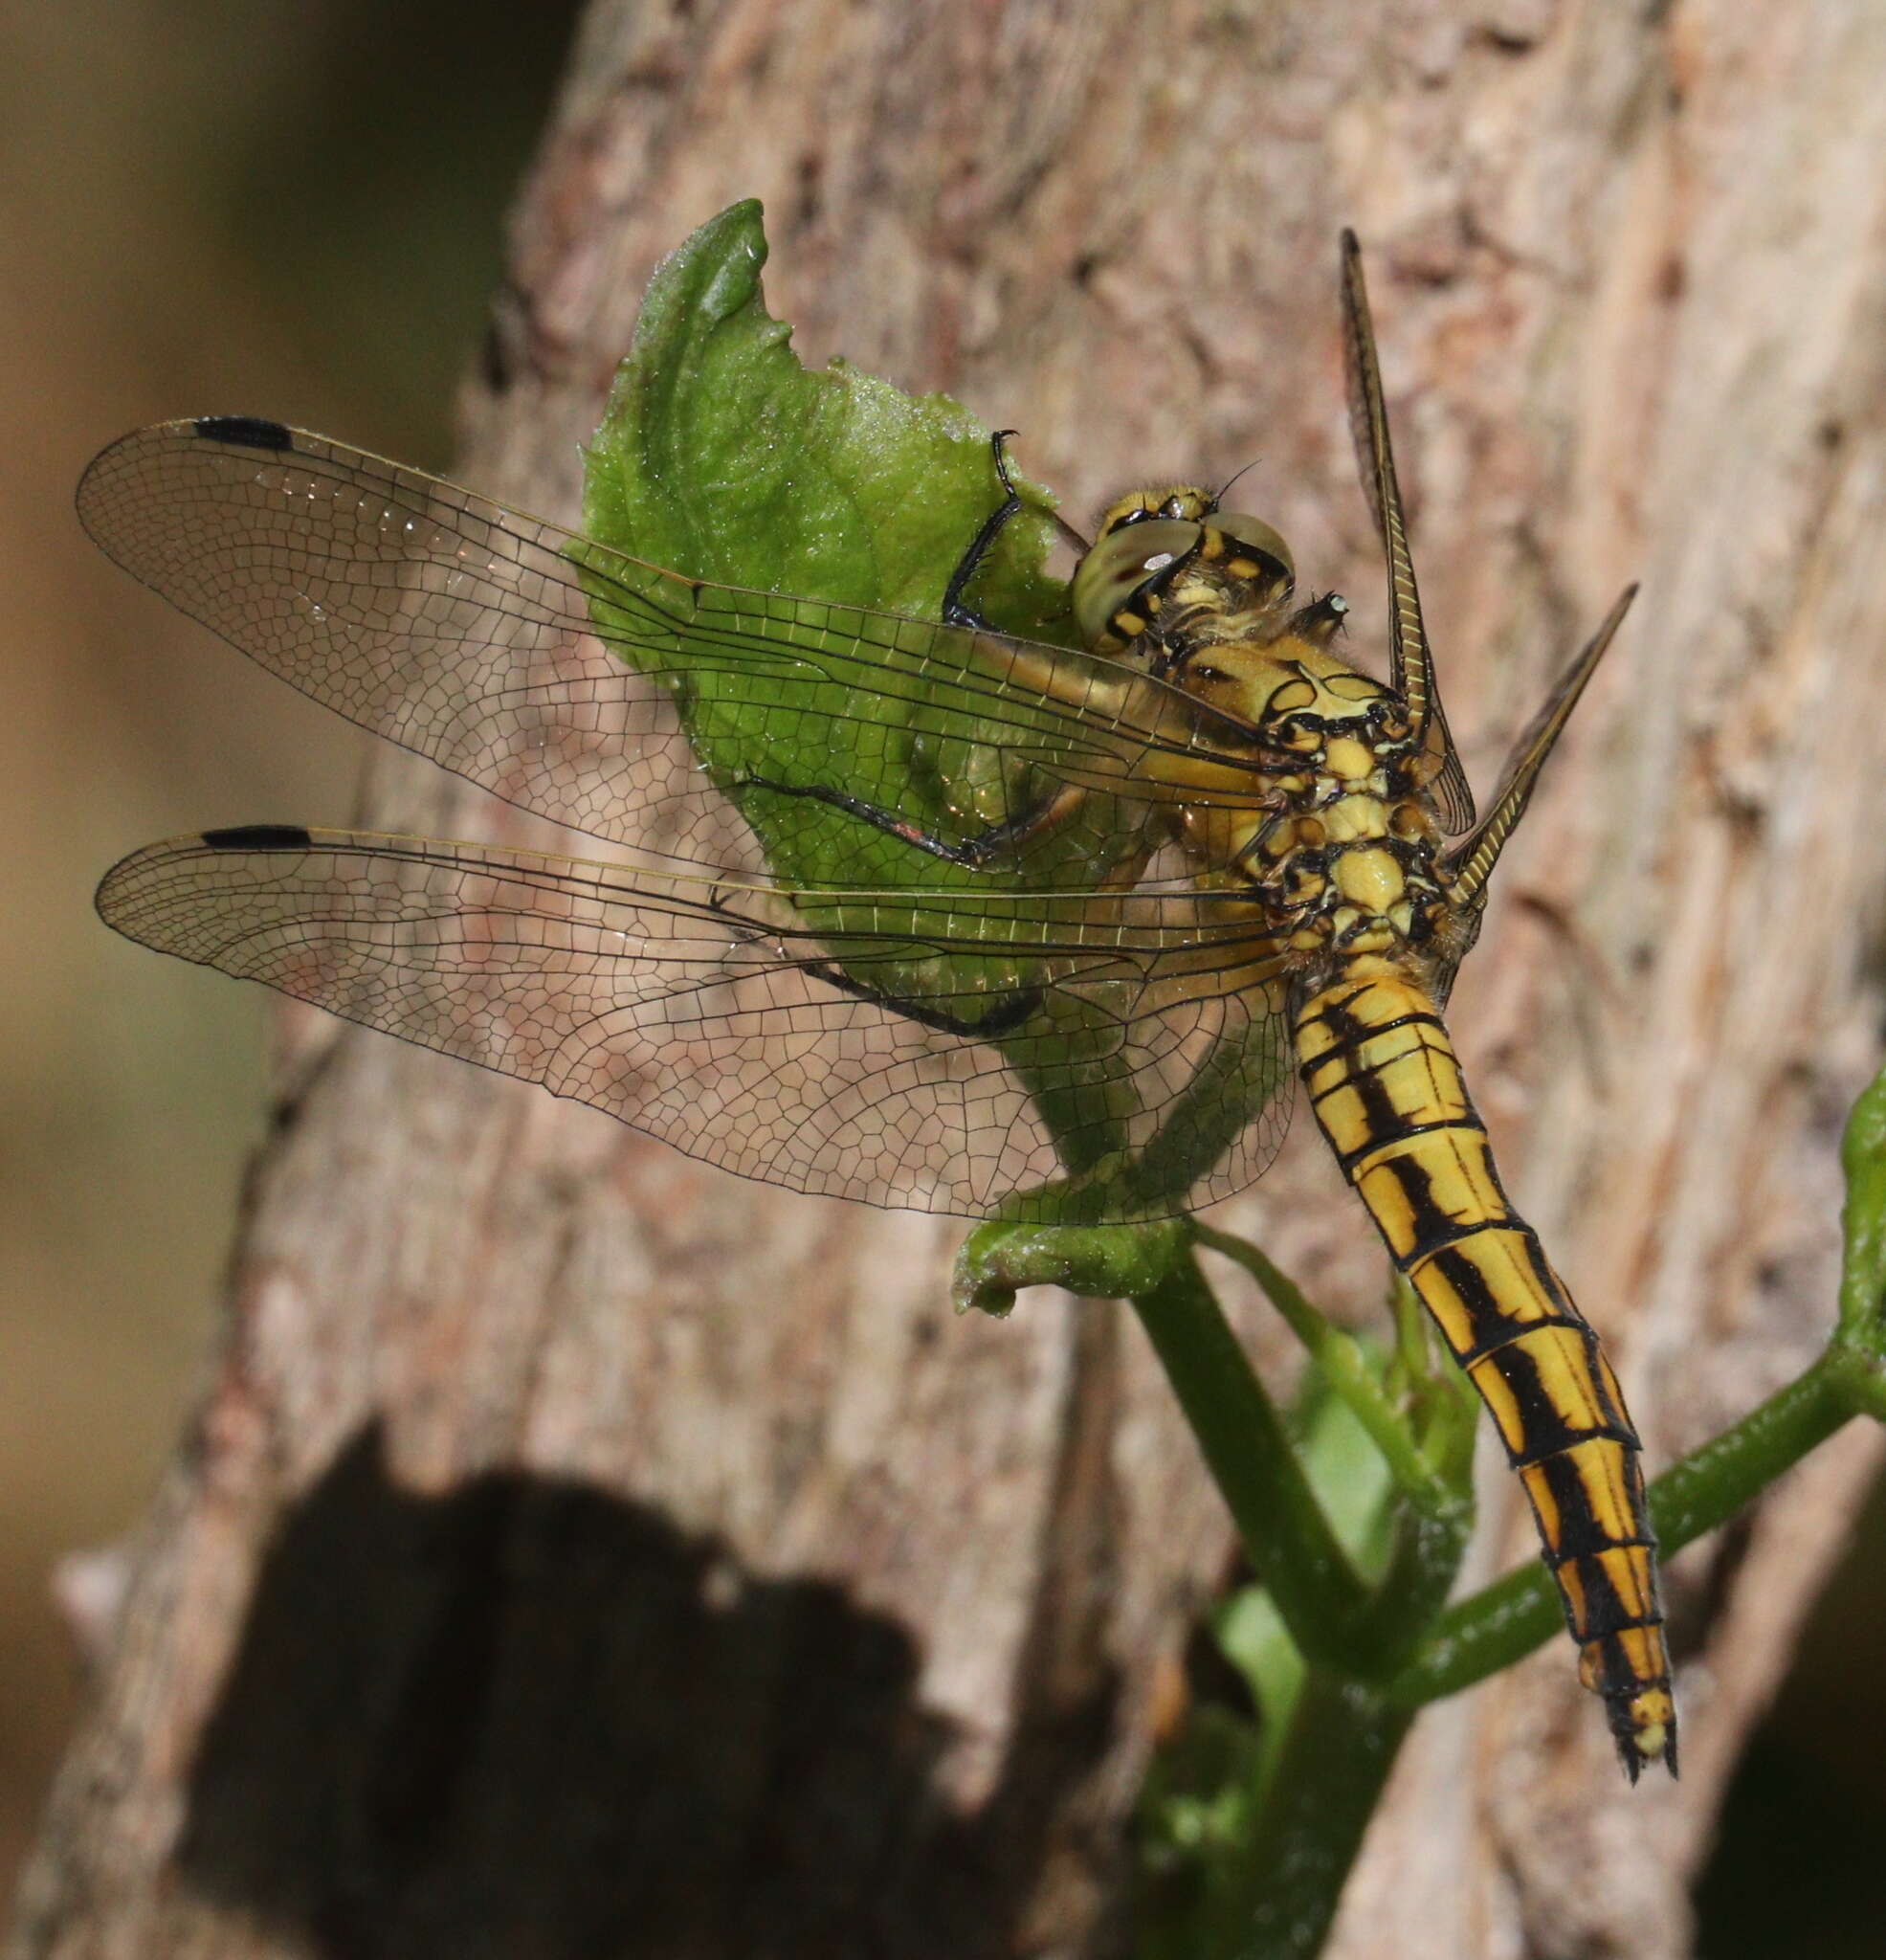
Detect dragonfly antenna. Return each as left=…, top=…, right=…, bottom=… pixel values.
left=1209, top=455, right=1263, bottom=513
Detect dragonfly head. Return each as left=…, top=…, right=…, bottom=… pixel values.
left=1073, top=487, right=1295, bottom=652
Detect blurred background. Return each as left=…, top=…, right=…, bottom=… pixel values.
left=0, top=0, right=582, bottom=1893
left=0, top=5, right=1880, bottom=1952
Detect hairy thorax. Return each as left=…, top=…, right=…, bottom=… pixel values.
left=1188, top=635, right=1449, bottom=985
left=1070, top=488, right=1463, bottom=997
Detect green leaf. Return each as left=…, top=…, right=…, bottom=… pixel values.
left=582, top=197, right=1070, bottom=633
left=575, top=201, right=1187, bottom=1181
left=576, top=199, right=1114, bottom=920
left=578, top=200, right=1105, bottom=902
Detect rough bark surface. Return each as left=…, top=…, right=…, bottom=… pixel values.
left=13, top=3, right=1886, bottom=1956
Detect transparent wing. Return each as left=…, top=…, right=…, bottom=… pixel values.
left=1444, top=586, right=1636, bottom=910
left=98, top=825, right=1297, bottom=1217
left=78, top=419, right=1285, bottom=881
left=1339, top=233, right=1476, bottom=835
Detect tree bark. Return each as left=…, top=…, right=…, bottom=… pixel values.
left=13, top=3, right=1886, bottom=1955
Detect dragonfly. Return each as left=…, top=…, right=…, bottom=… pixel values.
left=82, top=233, right=1673, bottom=1778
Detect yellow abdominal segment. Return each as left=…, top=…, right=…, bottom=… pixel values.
left=1294, top=961, right=1675, bottom=1775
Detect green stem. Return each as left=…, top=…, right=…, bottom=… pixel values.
left=1387, top=1359, right=1854, bottom=1706
left=958, top=1221, right=1398, bottom=1669
left=1195, top=1225, right=1459, bottom=1521
left=1837, top=1063, right=1886, bottom=1357
left=1342, top=1504, right=1472, bottom=1675
left=1828, top=1066, right=1886, bottom=1415
left=1128, top=1253, right=1376, bottom=1663
left=1198, top=1671, right=1413, bottom=1960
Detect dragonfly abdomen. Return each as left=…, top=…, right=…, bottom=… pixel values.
left=1293, top=960, right=1676, bottom=1779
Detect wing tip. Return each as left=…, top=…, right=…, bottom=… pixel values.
left=95, top=825, right=318, bottom=937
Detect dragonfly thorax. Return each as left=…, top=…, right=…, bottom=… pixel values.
left=1171, top=636, right=1451, bottom=983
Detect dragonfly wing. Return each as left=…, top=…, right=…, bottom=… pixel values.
left=1339, top=234, right=1476, bottom=835
left=96, top=826, right=1297, bottom=1216
left=1443, top=586, right=1636, bottom=910
left=78, top=421, right=1281, bottom=878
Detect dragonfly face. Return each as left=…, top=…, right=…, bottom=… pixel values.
left=81, top=234, right=1671, bottom=1776
left=1070, top=487, right=1294, bottom=654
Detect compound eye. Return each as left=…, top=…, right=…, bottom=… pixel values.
left=1098, top=485, right=1214, bottom=536
left=1071, top=517, right=1201, bottom=644
left=1212, top=511, right=1295, bottom=588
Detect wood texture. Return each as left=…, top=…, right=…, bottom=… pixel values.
left=13, top=3, right=1886, bottom=1954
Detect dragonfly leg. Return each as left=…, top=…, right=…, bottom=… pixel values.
left=942, top=430, right=1025, bottom=630
left=801, top=959, right=1042, bottom=1038
left=734, top=774, right=1087, bottom=870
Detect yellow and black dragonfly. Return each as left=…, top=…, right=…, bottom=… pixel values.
left=81, top=234, right=1672, bottom=1777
